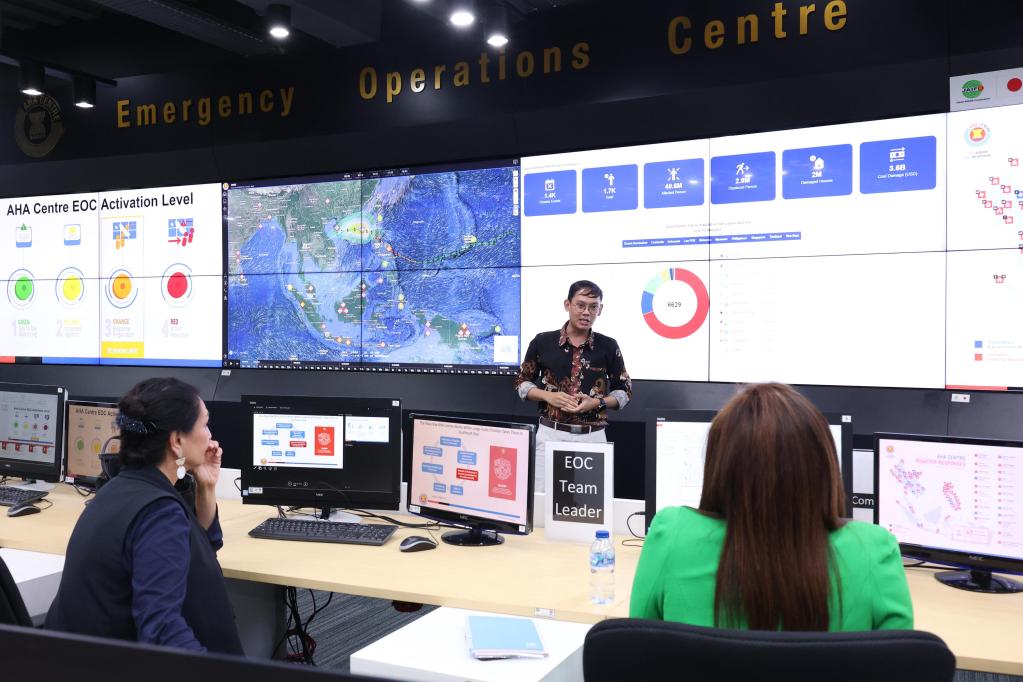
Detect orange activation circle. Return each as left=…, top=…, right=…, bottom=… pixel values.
left=112, top=274, right=133, bottom=300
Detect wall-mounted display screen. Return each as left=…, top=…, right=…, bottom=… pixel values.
left=1, top=105, right=1022, bottom=388
left=0, top=183, right=223, bottom=367
left=224, top=160, right=521, bottom=371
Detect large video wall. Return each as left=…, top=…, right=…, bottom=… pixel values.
left=2, top=105, right=1022, bottom=390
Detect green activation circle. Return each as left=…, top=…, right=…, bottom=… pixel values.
left=14, top=276, right=33, bottom=301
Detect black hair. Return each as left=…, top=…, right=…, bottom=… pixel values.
left=567, top=280, right=603, bottom=301
left=116, top=377, right=202, bottom=468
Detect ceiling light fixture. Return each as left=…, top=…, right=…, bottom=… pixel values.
left=267, top=3, right=291, bottom=40
left=19, top=60, right=44, bottom=97
left=485, top=5, right=509, bottom=47
left=449, top=0, right=475, bottom=28
left=73, top=75, right=96, bottom=108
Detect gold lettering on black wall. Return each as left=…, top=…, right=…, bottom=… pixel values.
left=116, top=87, right=295, bottom=129
left=667, top=1, right=848, bottom=55
left=359, top=42, right=591, bottom=104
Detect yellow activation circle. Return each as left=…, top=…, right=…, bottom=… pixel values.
left=62, top=275, right=83, bottom=302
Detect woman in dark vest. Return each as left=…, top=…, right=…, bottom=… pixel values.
left=46, top=377, right=243, bottom=654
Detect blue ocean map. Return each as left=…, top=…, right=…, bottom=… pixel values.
left=227, top=167, right=521, bottom=367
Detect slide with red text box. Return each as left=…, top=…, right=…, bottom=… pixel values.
left=409, top=418, right=531, bottom=526
left=251, top=413, right=345, bottom=468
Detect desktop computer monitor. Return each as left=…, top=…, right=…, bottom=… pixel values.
left=875, top=433, right=1023, bottom=593
left=407, top=413, right=535, bottom=546
left=240, top=395, right=402, bottom=513
left=645, top=409, right=854, bottom=529
left=64, top=400, right=120, bottom=485
left=0, top=382, right=67, bottom=483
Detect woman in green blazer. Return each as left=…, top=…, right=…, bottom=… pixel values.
left=630, top=383, right=913, bottom=631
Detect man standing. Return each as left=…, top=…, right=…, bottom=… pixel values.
left=514, top=280, right=632, bottom=492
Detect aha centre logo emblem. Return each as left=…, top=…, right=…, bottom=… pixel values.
left=966, top=123, right=990, bottom=146
left=961, top=79, right=985, bottom=100
left=493, top=457, right=513, bottom=481
left=14, top=95, right=64, bottom=158
left=316, top=431, right=332, bottom=447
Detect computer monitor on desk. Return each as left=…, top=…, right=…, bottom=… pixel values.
left=240, top=395, right=402, bottom=515
left=645, top=409, right=853, bottom=528
left=875, top=433, right=1023, bottom=593
left=407, top=413, right=535, bottom=546
left=63, top=400, right=120, bottom=487
left=0, top=382, right=67, bottom=484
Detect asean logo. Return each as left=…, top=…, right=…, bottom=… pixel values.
left=14, top=95, right=64, bottom=158
left=317, top=432, right=332, bottom=446
left=493, top=457, right=512, bottom=481
left=966, top=123, right=990, bottom=146
left=961, top=79, right=985, bottom=99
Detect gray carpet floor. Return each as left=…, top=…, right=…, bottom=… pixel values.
left=290, top=591, right=1020, bottom=681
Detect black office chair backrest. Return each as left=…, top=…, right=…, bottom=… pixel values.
left=0, top=554, right=33, bottom=627
left=583, top=618, right=956, bottom=682
left=0, top=622, right=385, bottom=682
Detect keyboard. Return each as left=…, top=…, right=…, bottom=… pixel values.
left=248, top=517, right=398, bottom=546
left=0, top=486, right=47, bottom=507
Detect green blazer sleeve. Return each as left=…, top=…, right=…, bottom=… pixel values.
left=629, top=507, right=675, bottom=619
left=869, top=530, right=914, bottom=630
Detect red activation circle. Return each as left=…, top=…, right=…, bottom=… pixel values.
left=167, top=272, right=188, bottom=298
left=1008, top=77, right=1022, bottom=93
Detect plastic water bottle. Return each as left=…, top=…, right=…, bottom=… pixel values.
left=589, top=529, right=615, bottom=604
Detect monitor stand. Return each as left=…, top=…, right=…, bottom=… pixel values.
left=317, top=507, right=362, bottom=524
left=935, top=568, right=1023, bottom=594
left=441, top=527, right=503, bottom=547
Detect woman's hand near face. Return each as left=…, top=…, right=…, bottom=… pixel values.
left=192, top=439, right=222, bottom=489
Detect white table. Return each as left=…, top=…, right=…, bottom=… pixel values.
left=0, top=547, right=64, bottom=625
left=350, top=606, right=592, bottom=682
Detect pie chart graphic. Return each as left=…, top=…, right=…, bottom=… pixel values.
left=55, top=267, right=87, bottom=307
left=105, top=268, right=138, bottom=308
left=641, top=267, right=710, bottom=339
left=7, top=269, right=36, bottom=309
left=161, top=263, right=194, bottom=307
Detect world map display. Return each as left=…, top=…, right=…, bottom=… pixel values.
left=226, top=164, right=520, bottom=368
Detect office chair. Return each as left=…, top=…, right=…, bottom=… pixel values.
left=0, top=554, right=34, bottom=627
left=0, top=622, right=385, bottom=682
left=582, top=618, right=955, bottom=682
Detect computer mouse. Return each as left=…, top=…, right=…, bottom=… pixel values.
left=399, top=535, right=438, bottom=552
left=6, top=502, right=41, bottom=517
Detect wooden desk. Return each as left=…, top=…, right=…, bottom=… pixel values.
left=2, top=485, right=1021, bottom=674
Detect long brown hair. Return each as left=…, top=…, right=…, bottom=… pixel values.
left=700, top=383, right=845, bottom=631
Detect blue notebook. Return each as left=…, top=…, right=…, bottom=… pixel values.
left=465, top=615, right=549, bottom=660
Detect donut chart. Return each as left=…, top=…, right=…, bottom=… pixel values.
left=161, top=263, right=194, bottom=307
left=56, top=267, right=87, bottom=307
left=7, top=269, right=36, bottom=309
left=105, top=267, right=138, bottom=308
left=641, top=267, right=710, bottom=339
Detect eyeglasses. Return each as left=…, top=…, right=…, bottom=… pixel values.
left=571, top=302, right=601, bottom=313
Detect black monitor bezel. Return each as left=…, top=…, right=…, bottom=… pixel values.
left=874, top=432, right=1023, bottom=577
left=0, top=382, right=67, bottom=483
left=63, top=399, right=119, bottom=482
left=406, top=412, right=536, bottom=537
left=240, top=394, right=402, bottom=511
left=645, top=408, right=854, bottom=530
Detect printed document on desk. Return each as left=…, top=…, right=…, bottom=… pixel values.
left=466, top=615, right=549, bottom=659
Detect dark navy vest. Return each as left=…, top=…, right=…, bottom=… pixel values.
left=45, top=466, right=244, bottom=655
